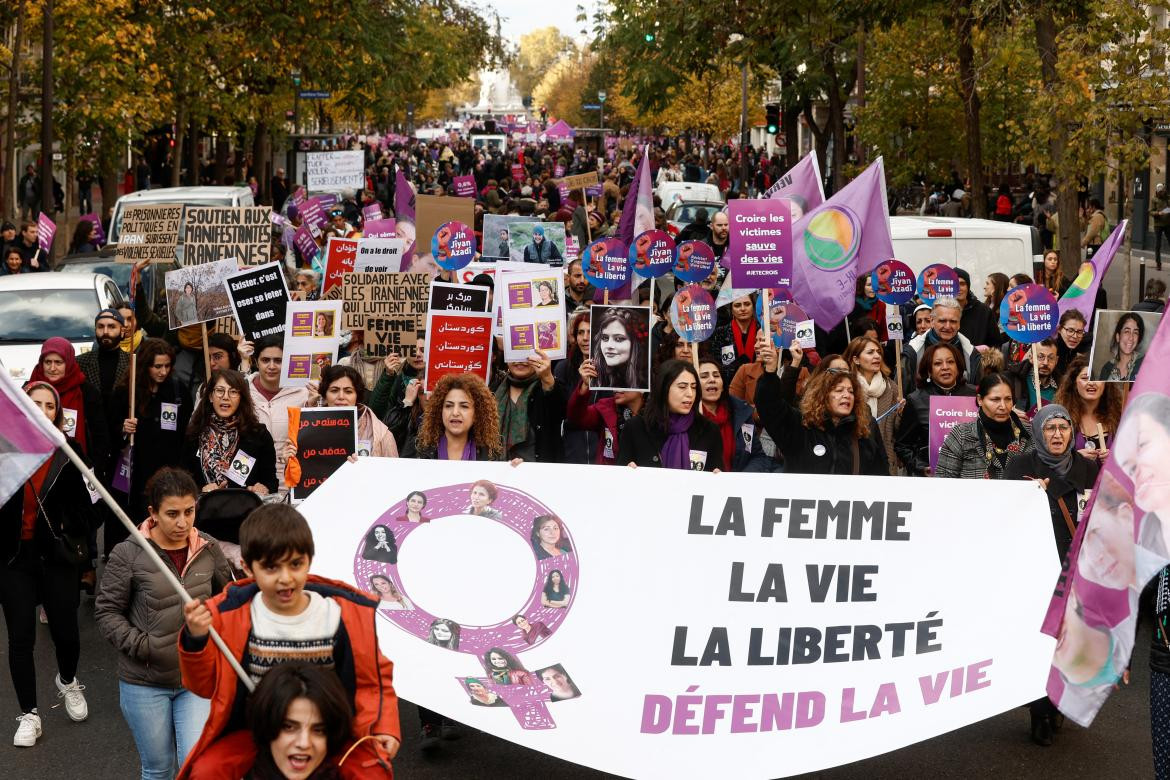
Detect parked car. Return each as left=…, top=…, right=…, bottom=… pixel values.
left=55, top=251, right=174, bottom=315
left=655, top=182, right=723, bottom=211
left=664, top=199, right=726, bottom=237
left=0, top=272, right=126, bottom=382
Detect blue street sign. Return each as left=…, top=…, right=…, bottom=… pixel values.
left=583, top=103, right=601, bottom=110
left=298, top=90, right=331, bottom=99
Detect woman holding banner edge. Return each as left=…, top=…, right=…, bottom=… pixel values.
left=935, top=373, right=1032, bottom=480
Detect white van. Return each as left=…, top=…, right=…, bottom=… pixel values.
left=108, top=186, right=255, bottom=245
left=656, top=181, right=722, bottom=209
left=890, top=216, right=1042, bottom=289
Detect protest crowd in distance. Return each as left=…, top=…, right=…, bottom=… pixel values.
left=3, top=126, right=1170, bottom=779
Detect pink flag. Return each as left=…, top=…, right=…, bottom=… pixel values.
left=1057, top=220, right=1126, bottom=322
left=394, top=168, right=417, bottom=267
left=36, top=213, right=56, bottom=253
left=790, top=157, right=894, bottom=329
left=607, top=147, right=654, bottom=301
left=1042, top=302, right=1169, bottom=726
left=762, top=150, right=826, bottom=217
left=0, top=371, right=64, bottom=507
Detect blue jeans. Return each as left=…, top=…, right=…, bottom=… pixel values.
left=118, top=680, right=210, bottom=779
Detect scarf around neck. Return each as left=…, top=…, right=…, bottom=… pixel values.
left=437, top=435, right=476, bottom=461
left=198, top=414, right=240, bottom=485
left=660, top=411, right=696, bottom=470
left=119, top=329, right=144, bottom=353
left=496, top=374, right=538, bottom=455
left=855, top=371, right=887, bottom=417
left=701, top=402, right=733, bottom=471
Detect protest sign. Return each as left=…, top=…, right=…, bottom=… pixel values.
left=225, top=262, right=290, bottom=341
left=583, top=238, right=630, bottom=291
left=291, top=186, right=307, bottom=205
left=728, top=200, right=793, bottom=289
left=415, top=194, right=474, bottom=269
left=363, top=218, right=397, bottom=239
left=321, top=237, right=359, bottom=297
left=281, top=301, right=343, bottom=387
left=78, top=213, right=106, bottom=246
left=500, top=269, right=568, bottom=362
left=36, top=213, right=56, bottom=253
left=482, top=215, right=530, bottom=260
left=430, top=282, right=490, bottom=313
left=452, top=175, right=477, bottom=197
left=565, top=236, right=580, bottom=265
left=354, top=238, right=406, bottom=273
left=756, top=291, right=807, bottom=349
left=558, top=171, right=599, bottom=191
left=116, top=204, right=183, bottom=263
left=509, top=222, right=566, bottom=266
left=306, top=150, right=365, bottom=190
left=341, top=270, right=428, bottom=336
left=424, top=310, right=494, bottom=392
left=182, top=206, right=271, bottom=265
left=629, top=229, right=676, bottom=279
left=299, top=198, right=327, bottom=232
left=362, top=203, right=383, bottom=223
left=871, top=260, right=917, bottom=306
left=1087, top=309, right=1159, bottom=382
left=669, top=285, right=716, bottom=344
left=164, top=258, right=237, bottom=329
left=588, top=305, right=651, bottom=392
left=293, top=225, right=320, bottom=268
left=928, top=396, right=978, bottom=473
left=511, top=163, right=525, bottom=182
left=302, top=458, right=1058, bottom=779
left=285, top=406, right=357, bottom=501
left=917, top=264, right=960, bottom=307
left=999, top=283, right=1058, bottom=344
left=432, top=221, right=476, bottom=272
left=674, top=240, right=715, bottom=285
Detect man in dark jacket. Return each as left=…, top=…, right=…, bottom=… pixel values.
left=77, top=309, right=131, bottom=413
left=954, top=267, right=1000, bottom=348
left=522, top=225, right=563, bottom=264
left=1134, top=278, right=1167, bottom=313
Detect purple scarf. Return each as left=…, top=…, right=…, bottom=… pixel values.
left=438, top=436, right=477, bottom=461
left=660, top=412, right=695, bottom=470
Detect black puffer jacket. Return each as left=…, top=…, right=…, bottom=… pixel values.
left=754, top=368, right=889, bottom=476
left=0, top=440, right=95, bottom=566
left=894, top=382, right=977, bottom=476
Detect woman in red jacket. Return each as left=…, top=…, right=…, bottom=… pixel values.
left=567, top=356, right=645, bottom=464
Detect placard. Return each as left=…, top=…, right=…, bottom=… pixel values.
left=341, top=271, right=429, bottom=338
left=756, top=290, right=808, bottom=349
left=322, top=237, right=359, bottom=297
left=452, top=175, right=477, bottom=198
left=500, top=269, right=568, bottom=362
left=432, top=221, right=476, bottom=272
left=285, top=406, right=357, bottom=501
left=871, top=259, right=916, bottom=306
left=281, top=301, right=344, bottom=387
left=483, top=215, right=532, bottom=261
left=588, top=305, right=651, bottom=392
left=299, top=198, right=327, bottom=231
left=1087, top=309, right=1160, bottom=382
left=793, top=319, right=817, bottom=349
left=674, top=240, right=716, bottom=285
left=430, top=282, right=491, bottom=313
left=928, top=395, right=979, bottom=473
left=116, top=204, right=182, bottom=263
left=362, top=203, right=383, bottom=223
left=225, top=262, right=290, bottom=341
left=424, top=310, right=495, bottom=392
left=999, top=283, right=1059, bottom=344
left=669, top=285, right=716, bottom=343
left=629, top=229, right=676, bottom=279
left=164, top=258, right=237, bottom=329
left=917, top=264, right=960, bottom=307
left=306, top=150, right=365, bottom=190
left=354, top=238, right=406, bottom=273
left=728, top=199, right=793, bottom=288
left=181, top=206, right=271, bottom=265
left=559, top=171, right=599, bottom=191
left=36, top=213, right=56, bottom=252
left=509, top=222, right=567, bottom=266
left=293, top=225, right=320, bottom=267
left=363, top=218, right=397, bottom=239
left=416, top=194, right=475, bottom=269
left=583, top=238, right=630, bottom=291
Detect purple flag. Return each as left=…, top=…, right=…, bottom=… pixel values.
left=36, top=213, right=56, bottom=253
left=452, top=175, right=476, bottom=198
left=1057, top=220, right=1126, bottom=321
left=606, top=147, right=654, bottom=302
left=1042, top=300, right=1170, bottom=726
left=79, top=213, right=106, bottom=246
left=790, top=157, right=894, bottom=329
left=0, top=370, right=63, bottom=508
left=294, top=225, right=320, bottom=268
left=299, top=198, right=327, bottom=231
left=394, top=168, right=416, bottom=264
left=762, top=150, right=826, bottom=218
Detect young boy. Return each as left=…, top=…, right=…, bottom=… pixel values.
left=178, top=504, right=400, bottom=779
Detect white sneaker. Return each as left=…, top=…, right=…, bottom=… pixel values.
left=54, top=675, right=87, bottom=722
left=13, top=712, right=41, bottom=747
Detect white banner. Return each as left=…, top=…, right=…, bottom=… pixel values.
left=306, top=150, right=365, bottom=191
left=301, top=461, right=1058, bottom=779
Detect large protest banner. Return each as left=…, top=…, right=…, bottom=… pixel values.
left=182, top=206, right=271, bottom=265
left=285, top=406, right=357, bottom=502
left=302, top=460, right=1058, bottom=779
left=116, top=204, right=183, bottom=263
left=306, top=150, right=365, bottom=190
left=225, top=262, right=290, bottom=341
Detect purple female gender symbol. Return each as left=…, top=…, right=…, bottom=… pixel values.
left=353, top=480, right=580, bottom=729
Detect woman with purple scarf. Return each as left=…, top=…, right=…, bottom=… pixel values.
left=617, top=360, right=723, bottom=471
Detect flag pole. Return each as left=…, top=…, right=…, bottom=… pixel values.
left=58, top=440, right=256, bottom=692
left=128, top=352, right=137, bottom=446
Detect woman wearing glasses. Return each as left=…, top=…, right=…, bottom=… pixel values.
left=1054, top=310, right=1090, bottom=378
left=182, top=369, right=278, bottom=495
left=1003, top=403, right=1099, bottom=746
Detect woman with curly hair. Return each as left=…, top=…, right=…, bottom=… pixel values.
left=1054, top=356, right=1122, bottom=461
left=754, top=342, right=889, bottom=475
left=181, top=369, right=278, bottom=494
left=591, top=306, right=649, bottom=391
left=413, top=373, right=504, bottom=460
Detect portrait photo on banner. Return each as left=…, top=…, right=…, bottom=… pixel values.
left=482, top=214, right=531, bottom=260
left=1088, top=309, right=1160, bottom=382
left=164, top=258, right=237, bottom=329
left=509, top=222, right=567, bottom=265
left=588, top=304, right=650, bottom=392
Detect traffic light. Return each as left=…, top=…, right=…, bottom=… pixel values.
left=765, top=104, right=780, bottom=135
left=644, top=33, right=654, bottom=42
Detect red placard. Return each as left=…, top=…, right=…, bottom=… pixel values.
left=322, top=237, right=358, bottom=296
left=423, top=310, right=495, bottom=392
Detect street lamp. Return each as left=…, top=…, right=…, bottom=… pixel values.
left=728, top=34, right=749, bottom=194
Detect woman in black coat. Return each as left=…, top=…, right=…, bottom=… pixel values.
left=1003, top=403, right=1099, bottom=747
left=181, top=369, right=277, bottom=495
left=619, top=359, right=724, bottom=471
left=754, top=342, right=889, bottom=476
left=1, top=381, right=96, bottom=743
left=894, top=341, right=977, bottom=476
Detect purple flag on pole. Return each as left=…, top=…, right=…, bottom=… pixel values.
left=790, top=157, right=894, bottom=329
left=762, top=150, right=826, bottom=216
left=36, top=213, right=56, bottom=253
left=0, top=370, right=63, bottom=508
left=452, top=175, right=476, bottom=198
left=1042, top=299, right=1170, bottom=726
left=606, top=147, right=654, bottom=301
left=1057, top=220, right=1126, bottom=322
left=395, top=168, right=417, bottom=266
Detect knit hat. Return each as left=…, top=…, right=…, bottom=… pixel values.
left=954, top=267, right=971, bottom=287
left=95, top=308, right=125, bottom=326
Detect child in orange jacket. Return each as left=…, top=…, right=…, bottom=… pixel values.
left=178, top=504, right=400, bottom=779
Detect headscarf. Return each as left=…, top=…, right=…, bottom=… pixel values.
left=28, top=337, right=88, bottom=451
left=1031, top=403, right=1074, bottom=477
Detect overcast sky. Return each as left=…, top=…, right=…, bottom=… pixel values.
left=487, top=0, right=594, bottom=43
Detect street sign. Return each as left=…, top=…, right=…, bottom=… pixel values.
left=298, top=90, right=331, bottom=99
left=583, top=104, right=601, bottom=110
left=598, top=91, right=607, bottom=102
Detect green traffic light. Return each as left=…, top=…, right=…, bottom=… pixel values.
left=644, top=33, right=654, bottom=42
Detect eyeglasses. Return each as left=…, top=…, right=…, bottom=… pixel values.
left=1041, top=423, right=1072, bottom=434
left=212, top=387, right=241, bottom=400
left=1062, top=327, right=1086, bottom=337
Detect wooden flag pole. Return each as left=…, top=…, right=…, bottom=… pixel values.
left=761, top=290, right=771, bottom=346
left=892, top=304, right=904, bottom=402
left=582, top=187, right=592, bottom=244
left=1096, top=422, right=1107, bottom=451
left=1031, top=342, right=1043, bottom=409
left=128, top=352, right=137, bottom=446
left=201, top=322, right=212, bottom=382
